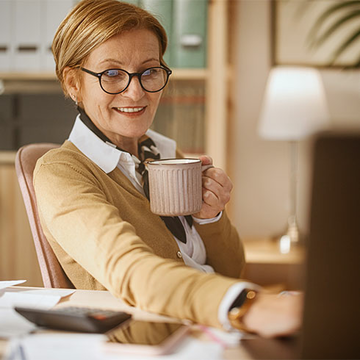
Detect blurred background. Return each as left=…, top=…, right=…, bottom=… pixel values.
left=1, top=0, right=359, bottom=288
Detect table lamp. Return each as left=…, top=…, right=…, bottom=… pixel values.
left=258, top=66, right=329, bottom=253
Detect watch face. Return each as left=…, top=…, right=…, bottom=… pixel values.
left=229, top=289, right=255, bottom=310
left=228, top=289, right=258, bottom=332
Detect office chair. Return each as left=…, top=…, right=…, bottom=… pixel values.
left=15, top=143, right=74, bottom=289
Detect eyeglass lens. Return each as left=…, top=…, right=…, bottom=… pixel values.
left=100, top=67, right=168, bottom=94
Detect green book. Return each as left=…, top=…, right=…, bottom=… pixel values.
left=140, top=0, right=173, bottom=66
left=172, top=0, right=208, bottom=68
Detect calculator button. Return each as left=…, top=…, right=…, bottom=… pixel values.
left=91, top=314, right=107, bottom=320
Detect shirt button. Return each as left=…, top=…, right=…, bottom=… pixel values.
left=176, top=251, right=183, bottom=259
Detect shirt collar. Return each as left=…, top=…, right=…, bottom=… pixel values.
left=69, top=115, right=121, bottom=173
left=68, top=115, right=177, bottom=173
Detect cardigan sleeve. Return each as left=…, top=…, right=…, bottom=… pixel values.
left=194, top=211, right=245, bottom=279
left=175, top=148, right=245, bottom=278
left=34, top=155, right=241, bottom=329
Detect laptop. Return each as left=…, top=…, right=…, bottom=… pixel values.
left=242, top=131, right=360, bottom=359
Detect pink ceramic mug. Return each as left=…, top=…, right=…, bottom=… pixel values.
left=145, top=158, right=213, bottom=216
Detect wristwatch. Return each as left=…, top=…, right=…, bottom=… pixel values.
left=228, top=289, right=258, bottom=333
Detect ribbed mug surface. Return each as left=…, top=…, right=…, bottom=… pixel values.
left=147, top=159, right=202, bottom=216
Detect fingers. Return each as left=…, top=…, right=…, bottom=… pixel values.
left=202, top=168, right=233, bottom=205
left=243, top=292, right=303, bottom=338
left=203, top=167, right=233, bottom=191
left=202, top=179, right=229, bottom=208
left=193, top=156, right=232, bottom=219
left=198, top=155, right=213, bottom=166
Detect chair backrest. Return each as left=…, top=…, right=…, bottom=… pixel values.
left=15, top=143, right=74, bottom=289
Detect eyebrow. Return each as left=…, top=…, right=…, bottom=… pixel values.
left=99, top=58, right=160, bottom=67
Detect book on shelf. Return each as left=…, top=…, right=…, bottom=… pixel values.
left=122, top=0, right=140, bottom=5
left=140, top=0, right=208, bottom=69
left=140, top=0, right=173, bottom=66
left=171, top=0, right=208, bottom=68
left=152, top=81, right=205, bottom=155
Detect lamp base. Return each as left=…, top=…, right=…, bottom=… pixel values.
left=279, top=216, right=300, bottom=254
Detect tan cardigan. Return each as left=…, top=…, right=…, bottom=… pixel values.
left=34, top=141, right=245, bottom=328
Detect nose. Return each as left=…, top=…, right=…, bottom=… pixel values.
left=122, top=75, right=145, bottom=101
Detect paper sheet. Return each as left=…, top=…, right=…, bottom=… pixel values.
left=0, top=293, right=61, bottom=309
left=5, top=334, right=106, bottom=360
left=5, top=333, right=224, bottom=360
left=0, top=309, right=36, bottom=338
left=0, top=286, right=75, bottom=338
left=0, top=287, right=75, bottom=309
left=13, top=289, right=75, bottom=297
left=0, top=280, right=26, bottom=290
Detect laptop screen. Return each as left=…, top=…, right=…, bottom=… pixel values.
left=241, top=131, right=360, bottom=359
left=301, top=131, right=360, bottom=359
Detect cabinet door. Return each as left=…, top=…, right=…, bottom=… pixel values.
left=0, top=1, right=13, bottom=71
left=14, top=0, right=42, bottom=71
left=0, top=95, right=14, bottom=150
left=43, top=0, right=74, bottom=71
left=18, top=94, right=77, bottom=147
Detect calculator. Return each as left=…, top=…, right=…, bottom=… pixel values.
left=14, top=306, right=132, bottom=333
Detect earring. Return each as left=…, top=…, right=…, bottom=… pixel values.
left=72, top=94, right=78, bottom=106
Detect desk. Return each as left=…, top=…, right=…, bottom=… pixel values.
left=243, top=239, right=304, bottom=290
left=0, top=287, right=293, bottom=360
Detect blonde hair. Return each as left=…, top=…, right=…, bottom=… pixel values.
left=52, top=0, right=168, bottom=96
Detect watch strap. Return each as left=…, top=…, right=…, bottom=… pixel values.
left=228, top=289, right=258, bottom=332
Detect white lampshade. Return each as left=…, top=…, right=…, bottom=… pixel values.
left=259, top=66, right=329, bottom=140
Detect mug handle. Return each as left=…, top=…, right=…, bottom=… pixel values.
left=201, top=164, right=214, bottom=172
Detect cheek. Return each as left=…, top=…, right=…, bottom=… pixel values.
left=81, top=86, right=112, bottom=113
left=149, top=93, right=162, bottom=111
left=78, top=75, right=103, bottom=103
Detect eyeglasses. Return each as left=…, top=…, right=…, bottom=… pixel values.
left=79, top=66, right=172, bottom=95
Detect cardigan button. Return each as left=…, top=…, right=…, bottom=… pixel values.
left=176, top=251, right=183, bottom=259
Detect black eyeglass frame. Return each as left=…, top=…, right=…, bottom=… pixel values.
left=79, top=66, right=172, bottom=95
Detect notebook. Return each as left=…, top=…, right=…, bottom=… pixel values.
left=242, top=131, right=360, bottom=359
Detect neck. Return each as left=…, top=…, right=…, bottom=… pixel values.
left=77, top=106, right=139, bottom=157
left=111, top=136, right=139, bottom=158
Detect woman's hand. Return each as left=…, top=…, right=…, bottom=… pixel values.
left=242, top=292, right=303, bottom=338
left=193, top=155, right=233, bottom=219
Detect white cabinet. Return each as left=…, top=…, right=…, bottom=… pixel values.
left=0, top=1, right=12, bottom=71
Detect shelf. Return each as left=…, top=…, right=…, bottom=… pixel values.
left=0, top=68, right=209, bottom=82
left=0, top=69, right=210, bottom=94
left=243, top=238, right=305, bottom=265
left=0, top=72, right=57, bottom=81
left=171, top=68, right=208, bottom=80
left=0, top=151, right=16, bottom=164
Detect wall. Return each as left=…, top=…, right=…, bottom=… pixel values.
left=228, top=1, right=360, bottom=239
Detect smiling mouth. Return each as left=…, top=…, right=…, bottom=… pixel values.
left=114, top=107, right=146, bottom=113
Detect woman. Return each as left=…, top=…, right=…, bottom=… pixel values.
left=34, top=0, right=302, bottom=337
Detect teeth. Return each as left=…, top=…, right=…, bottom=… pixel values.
left=117, top=107, right=144, bottom=113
